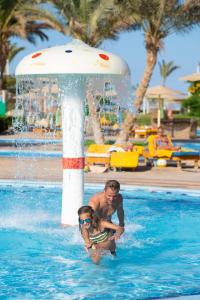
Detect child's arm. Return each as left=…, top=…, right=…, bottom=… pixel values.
left=100, top=220, right=124, bottom=240
left=81, top=226, right=92, bottom=250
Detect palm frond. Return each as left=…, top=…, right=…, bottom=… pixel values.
left=8, top=43, right=25, bottom=62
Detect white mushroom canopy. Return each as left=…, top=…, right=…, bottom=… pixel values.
left=15, top=39, right=130, bottom=76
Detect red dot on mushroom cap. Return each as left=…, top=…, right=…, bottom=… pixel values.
left=99, top=53, right=109, bottom=61
left=32, top=52, right=42, bottom=59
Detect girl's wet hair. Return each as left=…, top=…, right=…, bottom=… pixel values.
left=78, top=205, right=100, bottom=230
left=78, top=205, right=94, bottom=216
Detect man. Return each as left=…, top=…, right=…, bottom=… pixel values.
left=88, top=180, right=125, bottom=236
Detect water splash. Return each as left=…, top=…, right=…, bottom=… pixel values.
left=14, top=74, right=133, bottom=180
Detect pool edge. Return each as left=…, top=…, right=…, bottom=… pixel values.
left=0, top=179, right=200, bottom=195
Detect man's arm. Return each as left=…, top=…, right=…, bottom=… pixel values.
left=117, top=196, right=125, bottom=229
left=100, top=220, right=124, bottom=240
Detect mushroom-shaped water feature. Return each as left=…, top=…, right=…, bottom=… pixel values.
left=15, top=39, right=130, bottom=225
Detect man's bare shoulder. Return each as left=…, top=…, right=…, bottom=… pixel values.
left=88, top=192, right=104, bottom=205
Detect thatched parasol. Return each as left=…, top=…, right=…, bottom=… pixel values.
left=180, top=72, right=200, bottom=82
left=146, top=85, right=185, bottom=99
left=145, top=85, right=186, bottom=126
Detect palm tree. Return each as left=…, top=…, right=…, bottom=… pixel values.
left=2, top=43, right=26, bottom=89
left=0, top=0, right=65, bottom=90
left=51, top=0, right=131, bottom=144
left=113, top=0, right=200, bottom=142
left=51, top=0, right=125, bottom=47
left=116, top=0, right=200, bottom=111
left=158, top=59, right=180, bottom=86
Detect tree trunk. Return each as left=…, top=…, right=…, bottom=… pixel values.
left=0, top=38, right=8, bottom=90
left=86, top=91, right=104, bottom=144
left=116, top=46, right=158, bottom=144
left=0, top=77, right=3, bottom=91
left=115, top=112, right=135, bottom=144
left=134, top=47, right=158, bottom=111
left=0, top=58, right=5, bottom=90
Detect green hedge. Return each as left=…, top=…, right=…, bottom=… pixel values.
left=0, top=116, right=12, bottom=133
left=174, top=114, right=200, bottom=126
left=84, top=139, right=95, bottom=147
left=136, top=114, right=151, bottom=126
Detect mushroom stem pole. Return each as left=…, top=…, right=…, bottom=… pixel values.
left=61, top=78, right=85, bottom=225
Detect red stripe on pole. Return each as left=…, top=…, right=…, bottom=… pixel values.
left=63, top=157, right=85, bottom=169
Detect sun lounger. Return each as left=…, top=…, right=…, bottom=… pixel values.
left=145, top=135, right=200, bottom=168
left=85, top=143, right=140, bottom=170
left=85, top=152, right=111, bottom=167
left=85, top=144, right=111, bottom=167
left=171, top=151, right=199, bottom=168
left=134, top=127, right=158, bottom=138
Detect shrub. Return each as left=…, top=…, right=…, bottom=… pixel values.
left=0, top=116, right=12, bottom=133
left=182, top=95, right=200, bottom=117
left=188, top=81, right=200, bottom=96
left=175, top=113, right=200, bottom=126
left=84, top=139, right=95, bottom=147
left=136, top=114, right=151, bottom=126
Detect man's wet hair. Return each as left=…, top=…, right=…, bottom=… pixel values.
left=105, top=180, right=120, bottom=191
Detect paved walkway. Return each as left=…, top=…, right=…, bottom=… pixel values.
left=0, top=157, right=199, bottom=190
left=0, top=133, right=199, bottom=189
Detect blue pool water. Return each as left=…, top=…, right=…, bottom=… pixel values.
left=174, top=143, right=200, bottom=152
left=0, top=150, right=62, bottom=158
left=0, top=138, right=62, bottom=146
left=0, top=143, right=199, bottom=158
left=1, top=183, right=200, bottom=300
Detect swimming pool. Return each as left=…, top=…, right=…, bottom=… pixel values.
left=0, top=138, right=62, bottom=146
left=0, top=142, right=199, bottom=158
left=0, top=149, right=62, bottom=158
left=1, top=182, right=200, bottom=300
left=174, top=142, right=200, bottom=152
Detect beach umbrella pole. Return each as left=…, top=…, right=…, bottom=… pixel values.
left=157, top=109, right=161, bottom=127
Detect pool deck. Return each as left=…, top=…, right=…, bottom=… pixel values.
left=0, top=157, right=199, bottom=190
left=0, top=133, right=199, bottom=190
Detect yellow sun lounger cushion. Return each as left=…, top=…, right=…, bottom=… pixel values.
left=133, top=145, right=144, bottom=156
left=87, top=144, right=111, bottom=153
left=85, top=153, right=110, bottom=167
left=86, top=144, right=111, bottom=167
left=147, top=135, right=173, bottom=158
left=110, top=152, right=139, bottom=169
left=86, top=144, right=140, bottom=169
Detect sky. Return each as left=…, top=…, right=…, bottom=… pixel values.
left=10, top=25, right=200, bottom=93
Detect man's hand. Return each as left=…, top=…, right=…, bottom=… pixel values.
left=119, top=226, right=125, bottom=235
left=109, top=226, right=124, bottom=241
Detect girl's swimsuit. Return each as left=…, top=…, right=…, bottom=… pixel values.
left=89, top=229, right=109, bottom=244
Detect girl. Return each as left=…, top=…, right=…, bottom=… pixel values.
left=78, top=205, right=123, bottom=264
